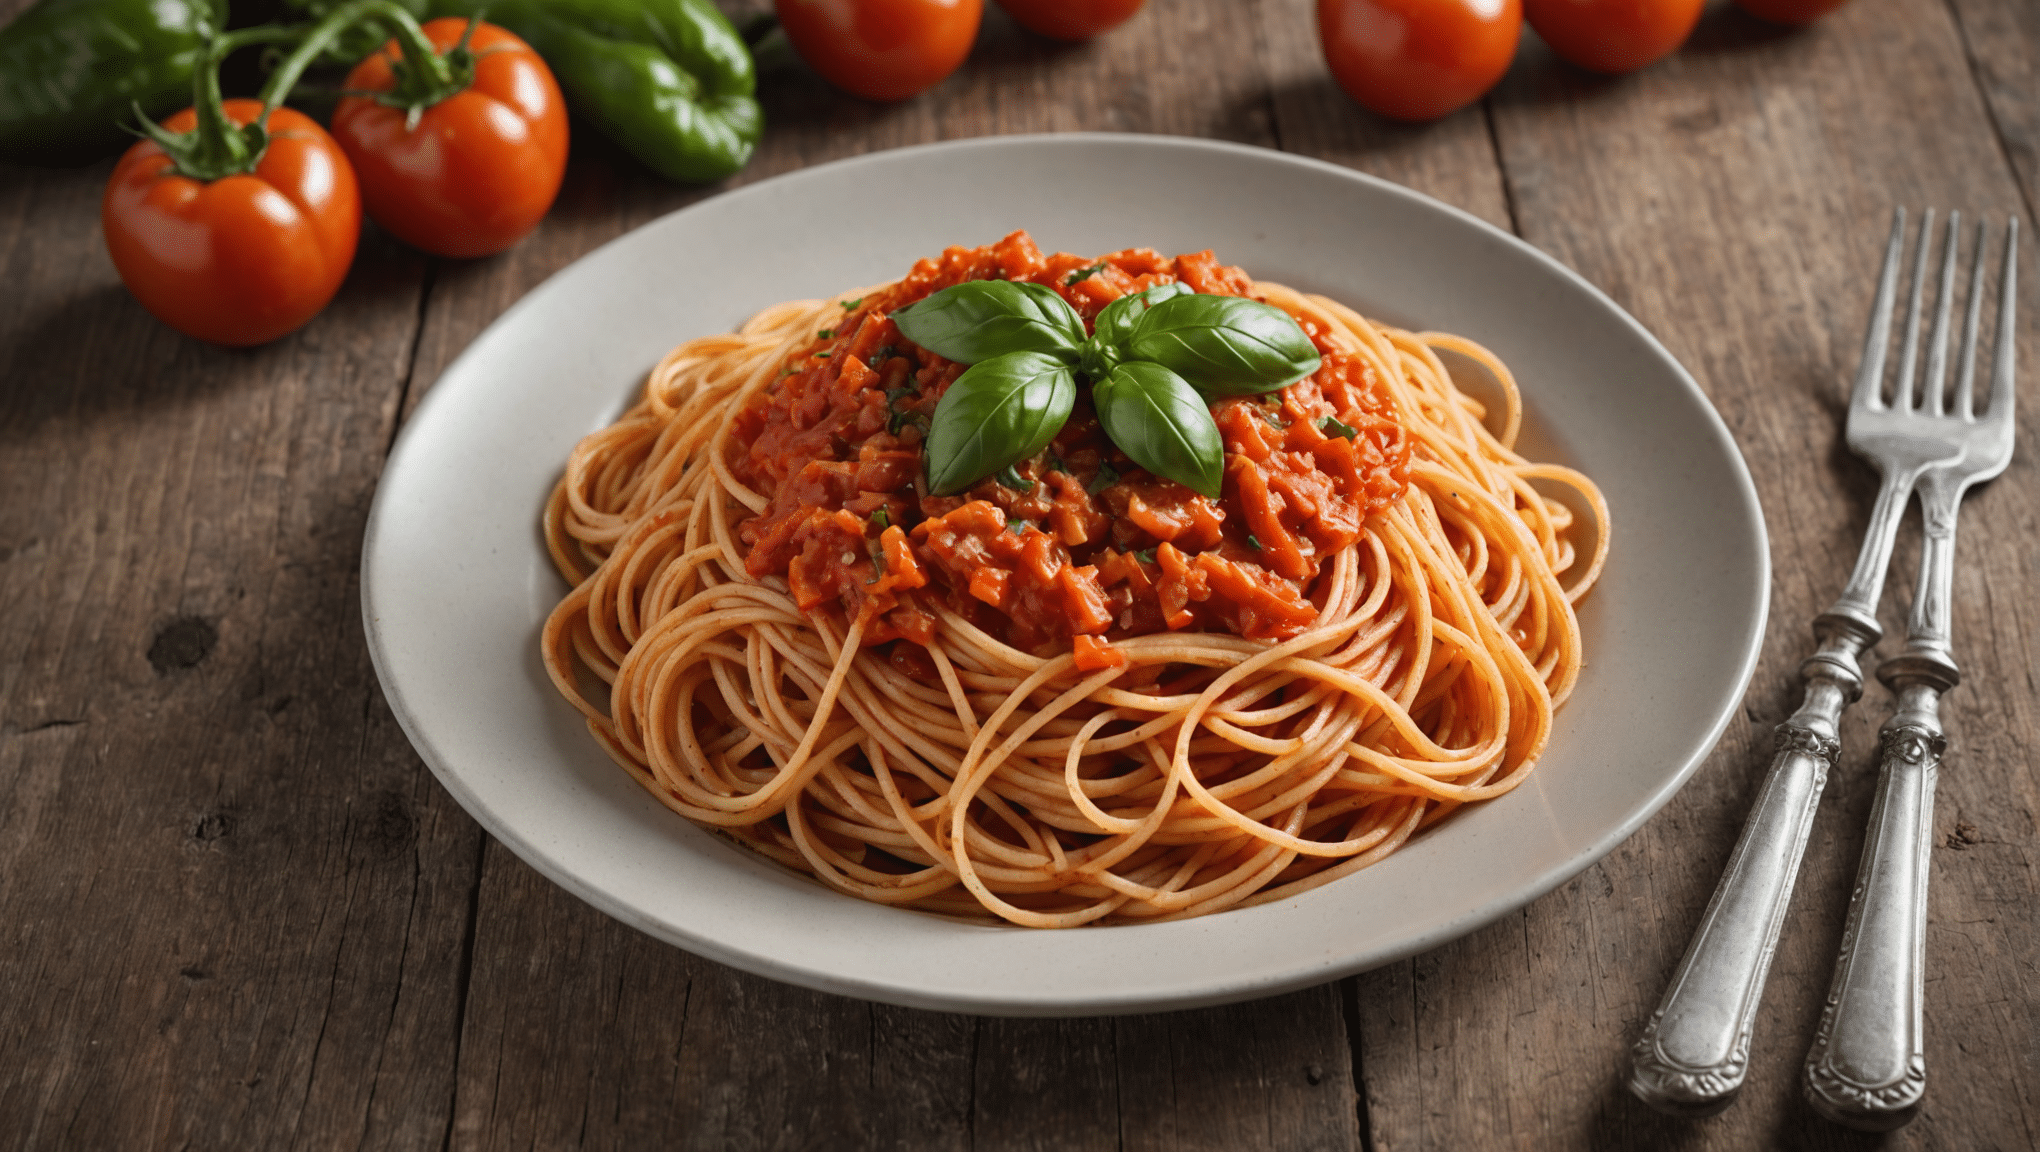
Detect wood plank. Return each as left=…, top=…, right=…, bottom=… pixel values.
left=1356, top=1, right=2040, bottom=1148
left=1950, top=0, right=2040, bottom=221
left=432, top=4, right=1372, bottom=1149
left=0, top=139, right=480, bottom=1148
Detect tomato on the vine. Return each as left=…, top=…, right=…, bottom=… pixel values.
left=1733, top=0, right=1851, bottom=24
left=1316, top=0, right=1523, bottom=123
left=333, top=18, right=568, bottom=258
left=777, top=0, right=984, bottom=102
left=993, top=0, right=1144, bottom=40
left=103, top=99, right=360, bottom=347
left=1524, top=0, right=1702, bottom=74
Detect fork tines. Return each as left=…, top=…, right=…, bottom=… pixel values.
left=1861, top=208, right=2020, bottom=422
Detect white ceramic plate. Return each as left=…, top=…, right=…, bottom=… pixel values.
left=363, top=134, right=1768, bottom=1016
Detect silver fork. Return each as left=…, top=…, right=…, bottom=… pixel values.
left=1803, top=212, right=2018, bottom=1130
left=1629, top=208, right=1968, bottom=1117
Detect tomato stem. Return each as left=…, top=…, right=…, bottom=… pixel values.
left=136, top=0, right=481, bottom=184
left=133, top=25, right=297, bottom=184
left=259, top=1, right=470, bottom=119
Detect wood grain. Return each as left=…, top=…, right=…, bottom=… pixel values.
left=0, top=154, right=477, bottom=1147
left=0, top=0, right=2035, bottom=1146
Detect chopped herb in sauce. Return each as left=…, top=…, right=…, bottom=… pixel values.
left=1064, top=262, right=1109, bottom=286
left=1247, top=534, right=1263, bottom=550
left=840, top=297, right=863, bottom=310
left=997, top=463, right=1034, bottom=494
left=1086, top=460, right=1120, bottom=494
left=885, top=386, right=921, bottom=434
left=1319, top=415, right=1358, bottom=440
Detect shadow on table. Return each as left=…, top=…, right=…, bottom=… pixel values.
left=0, top=218, right=427, bottom=449
left=0, top=284, right=206, bottom=444
left=1585, top=1072, right=1900, bottom=1151
left=1488, top=6, right=1814, bottom=113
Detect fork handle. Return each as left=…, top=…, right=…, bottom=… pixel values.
left=1803, top=477, right=1966, bottom=1130
left=1628, top=710, right=1844, bottom=1115
left=1802, top=689, right=1942, bottom=1130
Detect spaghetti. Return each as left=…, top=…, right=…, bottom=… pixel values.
left=540, top=233, right=1608, bottom=927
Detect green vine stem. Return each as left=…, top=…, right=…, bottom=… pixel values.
left=134, top=0, right=472, bottom=183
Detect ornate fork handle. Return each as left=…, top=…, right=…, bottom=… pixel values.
left=1802, top=470, right=1963, bottom=1130
left=1627, top=464, right=1923, bottom=1116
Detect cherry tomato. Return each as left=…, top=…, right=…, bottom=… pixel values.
left=993, top=0, right=1144, bottom=40
left=777, top=0, right=984, bottom=102
left=102, top=100, right=359, bottom=347
left=332, top=19, right=568, bottom=259
left=1316, top=0, right=1523, bottom=123
left=1524, top=0, right=1702, bottom=73
left=1733, top=0, right=1851, bottom=24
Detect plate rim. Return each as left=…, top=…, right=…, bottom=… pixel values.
left=361, top=131, right=1770, bottom=1016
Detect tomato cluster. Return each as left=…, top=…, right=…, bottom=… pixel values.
left=1317, top=0, right=1850, bottom=122
left=776, top=0, right=1147, bottom=102
left=103, top=16, right=568, bottom=348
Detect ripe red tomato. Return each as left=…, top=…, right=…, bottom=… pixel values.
left=102, top=100, right=360, bottom=347
left=1733, top=0, right=1850, bottom=24
left=332, top=19, right=568, bottom=259
left=777, top=0, right=984, bottom=102
left=1524, top=0, right=1702, bottom=73
left=1316, top=0, right=1523, bottom=123
left=993, top=0, right=1144, bottom=40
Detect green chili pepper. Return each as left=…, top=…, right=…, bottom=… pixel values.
left=429, top=0, right=761, bottom=183
left=0, top=0, right=220, bottom=165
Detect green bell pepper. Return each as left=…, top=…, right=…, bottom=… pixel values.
left=429, top=0, right=761, bottom=184
left=0, top=0, right=220, bottom=165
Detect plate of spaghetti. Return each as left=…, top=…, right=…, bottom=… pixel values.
left=364, top=134, right=1767, bottom=1014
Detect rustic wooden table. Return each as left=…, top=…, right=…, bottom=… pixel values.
left=2, top=0, right=2035, bottom=1147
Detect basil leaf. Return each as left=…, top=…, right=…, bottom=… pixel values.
left=894, top=281, right=1085, bottom=366
left=1092, top=281, right=1190, bottom=353
left=1092, top=362, right=1224, bottom=499
left=923, top=352, right=1077, bottom=495
left=1127, top=294, right=1322, bottom=396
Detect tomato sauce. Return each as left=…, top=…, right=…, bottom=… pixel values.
left=728, top=231, right=1412, bottom=666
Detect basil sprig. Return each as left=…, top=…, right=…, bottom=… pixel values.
left=901, top=275, right=1321, bottom=498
